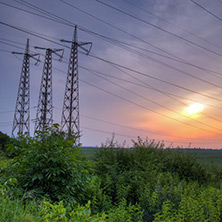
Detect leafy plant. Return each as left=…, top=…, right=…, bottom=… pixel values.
left=0, top=131, right=10, bottom=154
left=7, top=124, right=93, bottom=205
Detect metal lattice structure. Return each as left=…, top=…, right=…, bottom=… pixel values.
left=61, top=26, right=92, bottom=143
left=12, top=39, right=31, bottom=137
left=34, top=47, right=63, bottom=132
left=34, top=49, right=53, bottom=132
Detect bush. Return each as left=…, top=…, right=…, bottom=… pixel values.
left=0, top=185, right=41, bottom=222
left=0, top=131, right=10, bottom=154
left=40, top=199, right=143, bottom=222
left=6, top=124, right=94, bottom=205
left=154, top=185, right=222, bottom=222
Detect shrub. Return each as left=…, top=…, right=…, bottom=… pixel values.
left=0, top=185, right=41, bottom=222
left=0, top=131, right=10, bottom=154
left=6, top=124, right=94, bottom=205
left=40, top=199, right=143, bottom=222
left=154, top=185, right=222, bottom=222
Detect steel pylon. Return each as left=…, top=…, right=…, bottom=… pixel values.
left=12, top=39, right=31, bottom=137
left=34, top=49, right=53, bottom=132
left=34, top=47, right=63, bottom=132
left=60, top=26, right=92, bottom=143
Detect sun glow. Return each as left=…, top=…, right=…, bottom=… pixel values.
left=187, top=103, right=204, bottom=116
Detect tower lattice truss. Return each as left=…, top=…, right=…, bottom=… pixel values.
left=61, top=26, right=80, bottom=139
left=35, top=49, right=53, bottom=132
left=12, top=39, right=30, bottom=137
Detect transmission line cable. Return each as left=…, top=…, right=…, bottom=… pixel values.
left=6, top=0, right=222, bottom=80
left=80, top=66, right=222, bottom=122
left=86, top=53, right=222, bottom=102
left=80, top=78, right=222, bottom=136
left=191, top=0, right=222, bottom=22
left=2, top=21, right=222, bottom=131
left=53, top=65, right=222, bottom=135
left=79, top=65, right=222, bottom=110
left=54, top=104, right=221, bottom=143
left=123, top=0, right=222, bottom=50
left=1, top=20, right=221, bottom=103
left=95, top=0, right=222, bottom=57
left=83, top=67, right=222, bottom=131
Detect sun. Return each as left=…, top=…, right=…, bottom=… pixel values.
left=187, top=103, right=204, bottom=116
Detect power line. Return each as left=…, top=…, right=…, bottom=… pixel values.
left=1, top=29, right=222, bottom=130
left=0, top=21, right=68, bottom=48
left=58, top=0, right=187, bottom=61
left=54, top=106, right=221, bottom=144
left=79, top=65, right=222, bottom=110
left=191, top=0, right=222, bottom=22
left=123, top=0, right=222, bottom=50
left=82, top=126, right=190, bottom=145
left=82, top=67, right=222, bottom=132
left=216, top=0, right=222, bottom=4
left=80, top=78, right=222, bottom=136
left=0, top=40, right=24, bottom=50
left=57, top=1, right=222, bottom=86
left=1, top=21, right=222, bottom=134
left=80, top=32, right=222, bottom=79
left=81, top=114, right=188, bottom=139
left=2, top=20, right=221, bottom=103
left=53, top=66, right=222, bottom=136
left=95, top=0, right=222, bottom=58
left=2, top=19, right=222, bottom=84
left=87, top=53, right=222, bottom=102
left=6, top=0, right=222, bottom=81
left=82, top=126, right=220, bottom=145
left=0, top=49, right=12, bottom=53
left=0, top=106, right=35, bottom=114
left=80, top=66, right=222, bottom=124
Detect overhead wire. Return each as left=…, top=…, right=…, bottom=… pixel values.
left=82, top=66, right=222, bottom=131
left=1, top=20, right=221, bottom=103
left=54, top=105, right=221, bottom=144
left=86, top=53, right=222, bottom=102
left=79, top=65, right=222, bottom=110
left=1, top=30, right=222, bottom=111
left=1, top=26, right=222, bottom=135
left=123, top=0, right=222, bottom=50
left=5, top=0, right=222, bottom=81
left=1, top=31, right=222, bottom=136
left=80, top=78, right=222, bottom=136
left=53, top=65, right=222, bottom=135
left=95, top=0, right=222, bottom=57
left=80, top=66, right=222, bottom=123
left=1, top=6, right=222, bottom=139
left=191, top=0, right=222, bottom=22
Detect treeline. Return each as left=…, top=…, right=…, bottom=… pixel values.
left=0, top=126, right=222, bottom=221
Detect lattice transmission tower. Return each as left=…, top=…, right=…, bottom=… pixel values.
left=60, top=26, right=92, bottom=142
left=12, top=39, right=39, bottom=137
left=34, top=47, right=63, bottom=132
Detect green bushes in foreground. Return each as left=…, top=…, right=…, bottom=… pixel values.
left=1, top=131, right=222, bottom=221
left=93, top=136, right=221, bottom=221
left=3, top=125, right=96, bottom=205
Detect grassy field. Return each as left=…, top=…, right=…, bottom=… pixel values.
left=185, top=149, right=222, bottom=166
left=81, top=147, right=222, bottom=166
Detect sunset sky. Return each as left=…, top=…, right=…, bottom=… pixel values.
left=1, top=0, right=222, bottom=148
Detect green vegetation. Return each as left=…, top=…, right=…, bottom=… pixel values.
left=1, top=128, right=222, bottom=221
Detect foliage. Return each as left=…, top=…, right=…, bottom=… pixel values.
left=0, top=131, right=10, bottom=154
left=40, top=199, right=143, bottom=222
left=154, top=185, right=222, bottom=221
left=5, top=124, right=94, bottom=205
left=1, top=133, right=222, bottom=221
left=0, top=185, right=41, bottom=222
left=93, top=137, right=211, bottom=221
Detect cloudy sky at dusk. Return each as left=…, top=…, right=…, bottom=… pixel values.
left=1, top=0, right=222, bottom=148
